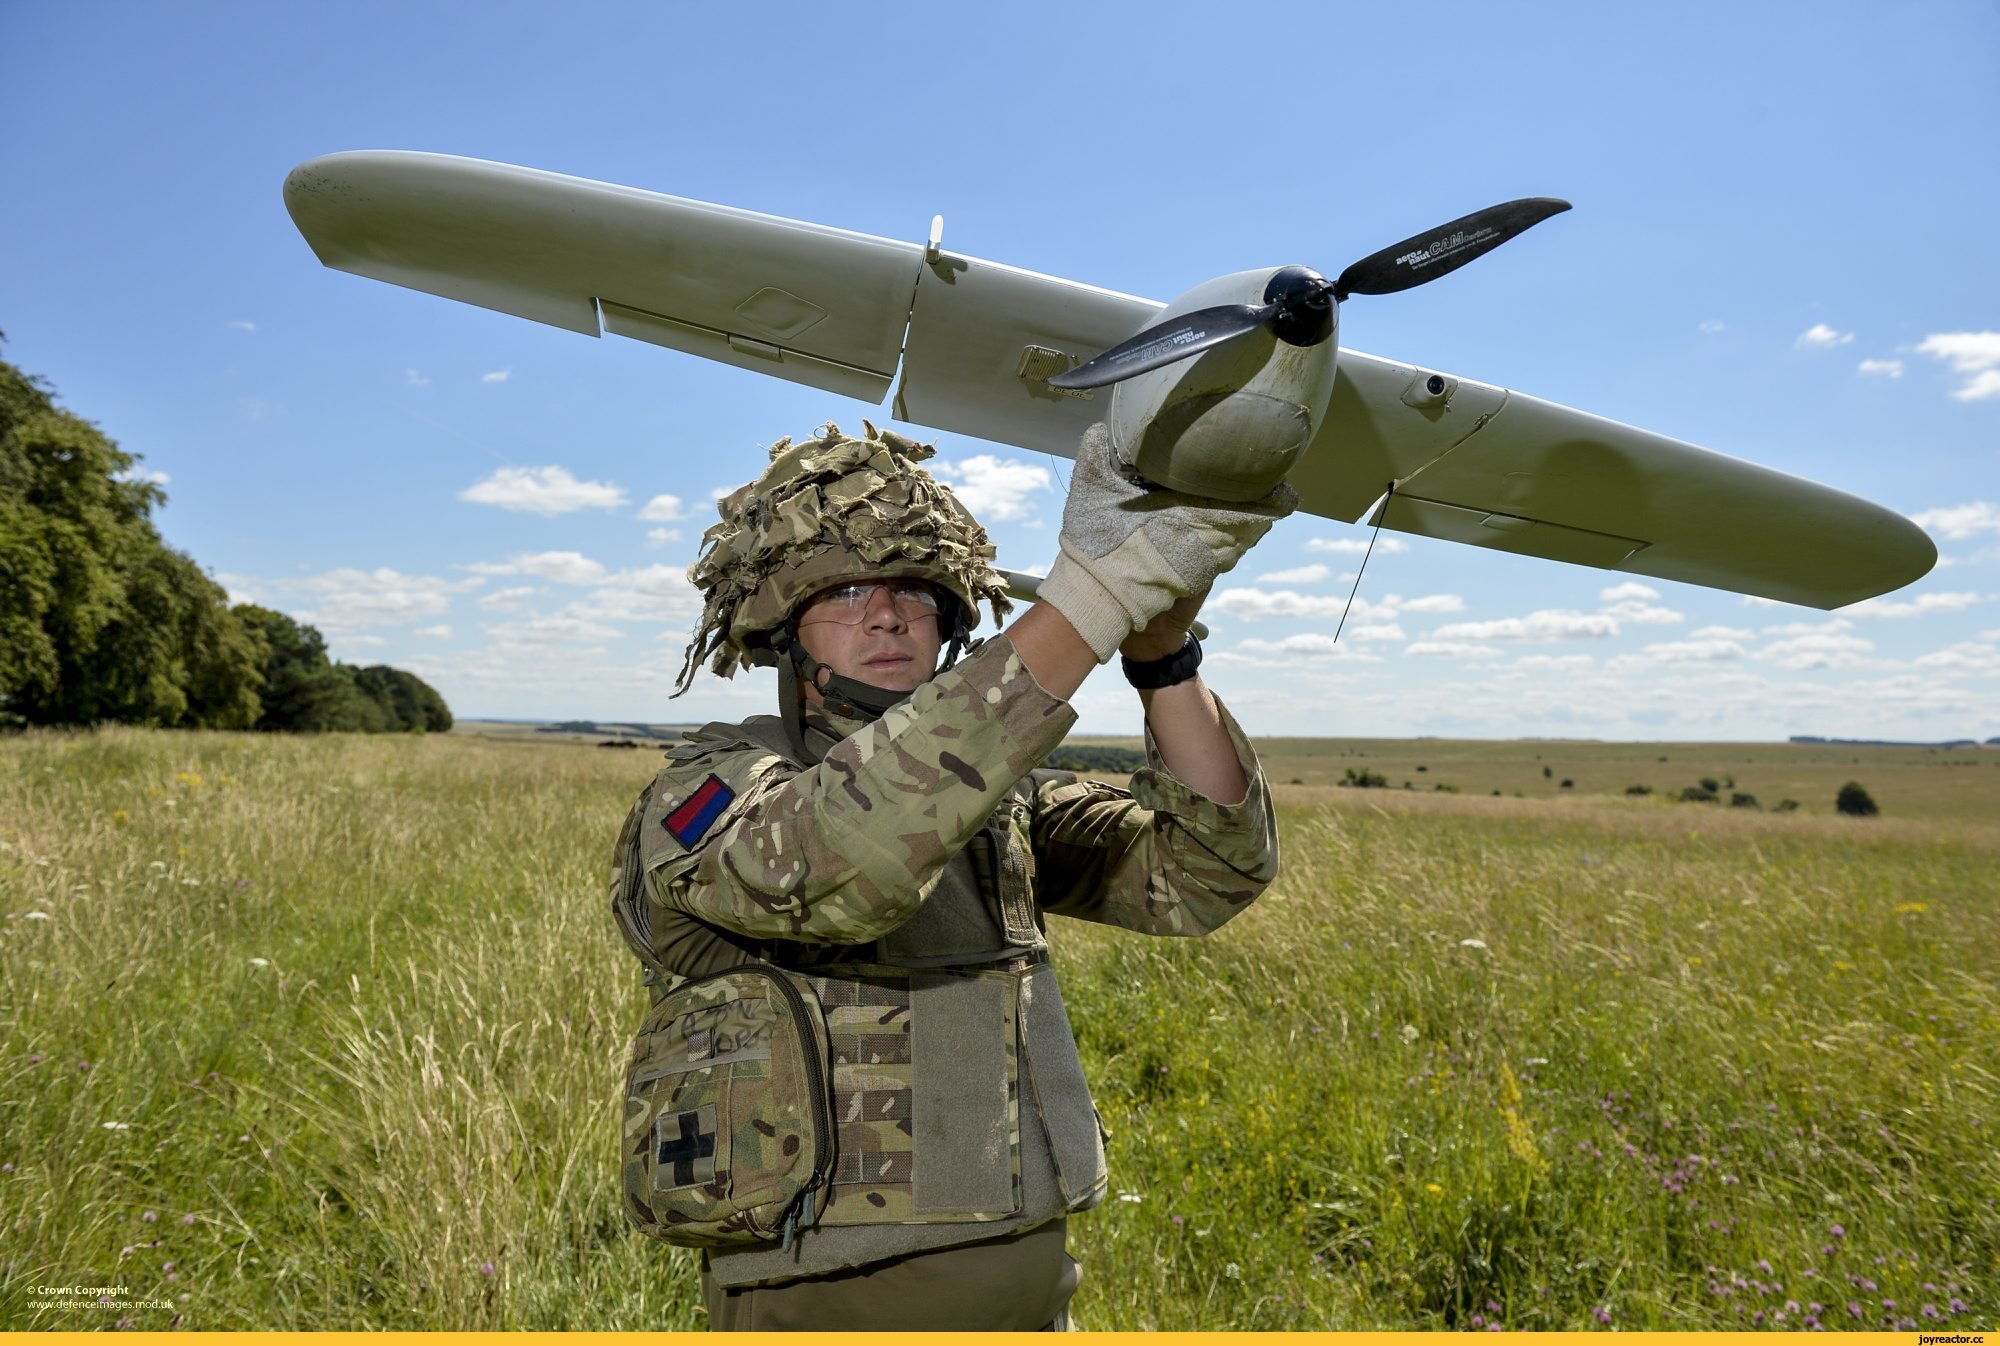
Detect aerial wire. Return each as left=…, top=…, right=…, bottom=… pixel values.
left=1331, top=482, right=1396, bottom=646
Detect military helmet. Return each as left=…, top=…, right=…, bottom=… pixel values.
left=673, top=421, right=1012, bottom=694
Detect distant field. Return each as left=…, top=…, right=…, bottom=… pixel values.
left=2, top=727, right=1993, bottom=1330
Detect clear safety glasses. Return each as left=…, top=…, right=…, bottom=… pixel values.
left=797, top=579, right=945, bottom=627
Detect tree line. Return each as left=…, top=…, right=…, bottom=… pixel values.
left=1, top=343, right=450, bottom=733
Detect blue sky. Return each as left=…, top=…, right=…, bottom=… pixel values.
left=4, top=1, right=1996, bottom=738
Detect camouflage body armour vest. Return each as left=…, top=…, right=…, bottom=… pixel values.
left=613, top=716, right=1108, bottom=1287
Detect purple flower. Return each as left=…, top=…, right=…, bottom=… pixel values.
left=1171, top=1214, right=1183, bottom=1226
left=1485, top=1324, right=1500, bottom=1333
left=26, top=1054, right=40, bottom=1066
left=1756, top=1259, right=1773, bottom=1274
left=1847, top=1303, right=1863, bottom=1320
left=142, top=1211, right=157, bottom=1223
left=1883, top=1300, right=1897, bottom=1312
left=480, top=1261, right=496, bottom=1277
left=79, top=1060, right=92, bottom=1072
left=1486, top=1300, right=1501, bottom=1314
left=1753, top=1310, right=1766, bottom=1326
left=1803, top=1315, right=1821, bottom=1330
left=1593, top=1307, right=1613, bottom=1325
left=1, top=1164, right=11, bottom=1175
left=1829, top=1223, right=1845, bottom=1239
left=1922, top=1305, right=1941, bottom=1320
left=181, top=1214, right=196, bottom=1226
left=1470, top=1315, right=1485, bottom=1329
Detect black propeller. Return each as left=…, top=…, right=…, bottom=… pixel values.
left=1046, top=197, right=1570, bottom=392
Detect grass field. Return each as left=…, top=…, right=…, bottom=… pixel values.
left=2, top=726, right=1995, bottom=1330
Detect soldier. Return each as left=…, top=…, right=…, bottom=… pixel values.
left=610, top=420, right=1294, bottom=1330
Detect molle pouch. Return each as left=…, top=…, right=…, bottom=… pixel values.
left=621, top=964, right=834, bottom=1249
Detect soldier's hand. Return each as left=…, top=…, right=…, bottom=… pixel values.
left=1120, top=593, right=1204, bottom=663
left=1039, top=424, right=1296, bottom=661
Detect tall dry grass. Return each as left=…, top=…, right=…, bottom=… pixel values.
left=2, top=728, right=1994, bottom=1329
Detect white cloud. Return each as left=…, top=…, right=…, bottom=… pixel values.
left=1431, top=609, right=1620, bottom=642
left=930, top=455, right=1053, bottom=522
left=1916, top=332, right=2000, bottom=401
left=1344, top=622, right=1407, bottom=642
left=646, top=527, right=683, bottom=548
left=1858, top=358, right=1904, bottom=379
left=638, top=493, right=685, bottom=523
left=482, top=615, right=621, bottom=644
left=482, top=369, right=512, bottom=384
left=1623, top=638, right=1745, bottom=665
left=1405, top=640, right=1504, bottom=659
left=1398, top=593, right=1465, bottom=614
left=1797, top=323, right=1854, bottom=349
left=339, top=635, right=387, bottom=648
left=1698, top=320, right=1726, bottom=335
left=464, top=551, right=608, bottom=586
left=1914, top=640, right=2000, bottom=673
left=460, top=466, right=627, bottom=516
left=568, top=564, right=703, bottom=624
left=405, top=369, right=430, bottom=387
left=1842, top=591, right=1985, bottom=619
left=247, top=567, right=484, bottom=633
left=1761, top=618, right=1854, bottom=637
left=1209, top=588, right=1396, bottom=622
left=1691, top=625, right=1754, bottom=640
left=229, top=320, right=256, bottom=333
left=414, top=625, right=454, bottom=640
left=1234, top=633, right=1383, bottom=660
left=1911, top=502, right=2000, bottom=541
left=115, top=467, right=170, bottom=486
left=1599, top=582, right=1659, bottom=603
left=1258, top=564, right=1332, bottom=585
left=710, top=486, right=734, bottom=501
left=477, top=586, right=538, bottom=612
left=1602, top=599, right=1685, bottom=626
left=1307, top=536, right=1408, bottom=556
left=1757, top=631, right=1877, bottom=670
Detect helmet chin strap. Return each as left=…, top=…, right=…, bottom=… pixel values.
left=770, top=623, right=971, bottom=763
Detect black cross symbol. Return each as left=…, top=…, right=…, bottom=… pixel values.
left=656, top=1109, right=716, bottom=1186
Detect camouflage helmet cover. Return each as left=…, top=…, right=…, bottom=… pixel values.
left=673, top=421, right=1012, bottom=693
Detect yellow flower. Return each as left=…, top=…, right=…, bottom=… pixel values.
left=175, top=771, right=204, bottom=788
left=112, top=810, right=130, bottom=824
left=1687, top=956, right=1704, bottom=967
left=1893, top=902, right=1928, bottom=915
left=1425, top=1183, right=1444, bottom=1196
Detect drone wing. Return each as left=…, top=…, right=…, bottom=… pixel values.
left=286, top=151, right=1933, bottom=609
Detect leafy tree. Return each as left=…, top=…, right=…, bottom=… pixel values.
left=353, top=664, right=452, bottom=732
left=1835, top=781, right=1879, bottom=817
left=235, top=605, right=355, bottom=732
left=1, top=345, right=259, bottom=727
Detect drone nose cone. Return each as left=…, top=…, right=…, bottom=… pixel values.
left=1263, top=266, right=1337, bottom=347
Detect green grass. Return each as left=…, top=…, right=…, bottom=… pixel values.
left=2, top=728, right=1994, bottom=1329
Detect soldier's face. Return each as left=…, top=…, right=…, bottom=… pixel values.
left=794, top=581, right=944, bottom=701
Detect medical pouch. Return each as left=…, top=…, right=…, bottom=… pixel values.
left=621, top=963, right=835, bottom=1248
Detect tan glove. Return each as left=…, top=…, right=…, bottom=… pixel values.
left=1038, top=423, right=1298, bottom=661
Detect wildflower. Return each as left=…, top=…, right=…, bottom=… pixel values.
left=1171, top=1214, right=1184, bottom=1226
left=1425, top=1183, right=1443, bottom=1196
left=181, top=1214, right=197, bottom=1226
left=142, top=1211, right=157, bottom=1223
left=1829, top=1223, right=1845, bottom=1239
left=1922, top=1305, right=1941, bottom=1321
left=1893, top=902, right=1927, bottom=914
left=162, top=1261, right=176, bottom=1273
left=1883, top=1300, right=1896, bottom=1312
left=248, top=958, right=270, bottom=968
left=480, top=1262, right=496, bottom=1277
left=27, top=1054, right=40, bottom=1066
left=1, top=1164, right=11, bottom=1175
left=1471, top=1315, right=1485, bottom=1329
left=1593, top=1307, right=1612, bottom=1325
left=1757, top=1259, right=1773, bottom=1275
left=79, top=1061, right=92, bottom=1072
left=1224, top=1262, right=1242, bottom=1280
left=1117, top=1192, right=1143, bottom=1204
left=1847, top=1303, right=1862, bottom=1320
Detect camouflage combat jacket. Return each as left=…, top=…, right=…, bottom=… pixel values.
left=611, top=633, right=1278, bottom=1285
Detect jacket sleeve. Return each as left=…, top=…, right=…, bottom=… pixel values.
left=1031, top=692, right=1279, bottom=936
left=642, top=634, right=1077, bottom=944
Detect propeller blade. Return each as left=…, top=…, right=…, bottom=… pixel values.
left=1046, top=302, right=1275, bottom=390
left=1333, top=197, right=1571, bottom=300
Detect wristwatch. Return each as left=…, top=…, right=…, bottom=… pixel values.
left=1121, top=633, right=1203, bottom=689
